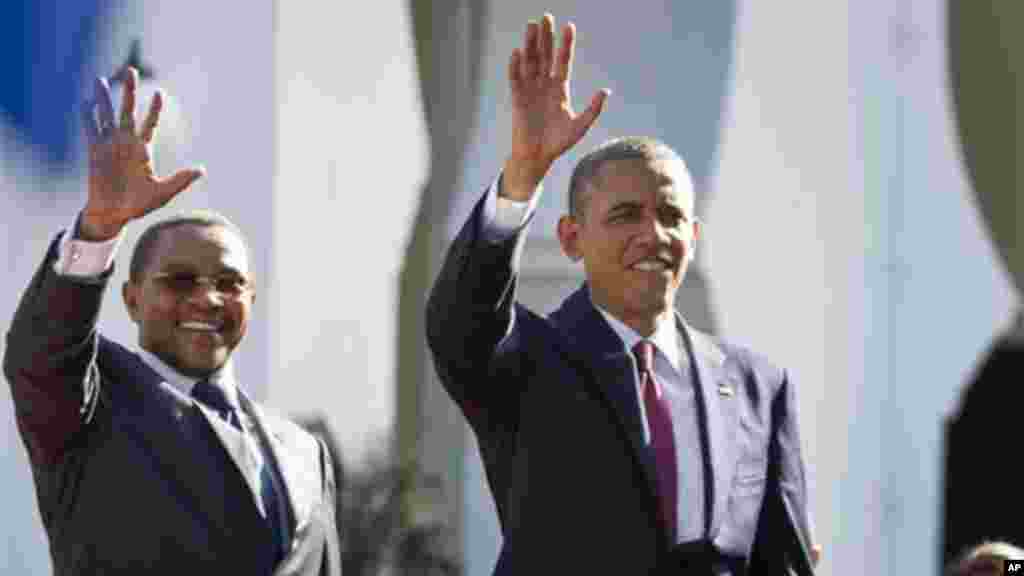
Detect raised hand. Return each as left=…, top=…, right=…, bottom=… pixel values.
left=502, top=14, right=610, bottom=202
left=80, top=67, right=204, bottom=240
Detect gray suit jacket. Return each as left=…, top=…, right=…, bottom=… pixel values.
left=3, top=236, right=341, bottom=575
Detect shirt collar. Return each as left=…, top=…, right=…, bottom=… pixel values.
left=593, top=304, right=683, bottom=373
left=134, top=347, right=240, bottom=408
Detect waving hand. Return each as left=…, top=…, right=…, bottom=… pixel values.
left=80, top=67, right=204, bottom=240
left=502, top=14, right=610, bottom=202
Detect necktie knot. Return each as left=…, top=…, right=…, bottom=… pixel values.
left=632, top=340, right=656, bottom=373
left=192, top=380, right=236, bottom=422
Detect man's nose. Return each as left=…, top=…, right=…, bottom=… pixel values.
left=637, top=213, right=671, bottom=244
left=185, top=281, right=224, bottom=307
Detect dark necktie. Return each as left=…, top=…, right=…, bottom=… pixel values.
left=632, top=340, right=678, bottom=542
left=192, top=380, right=289, bottom=562
left=192, top=379, right=241, bottom=429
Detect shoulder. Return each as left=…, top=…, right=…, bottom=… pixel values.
left=687, top=326, right=788, bottom=392
left=96, top=335, right=134, bottom=368
left=253, top=404, right=322, bottom=453
left=251, top=404, right=330, bottom=475
left=94, top=335, right=147, bottom=396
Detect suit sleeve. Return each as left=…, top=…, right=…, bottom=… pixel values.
left=3, top=233, right=107, bottom=466
left=425, top=184, right=532, bottom=425
left=749, top=369, right=816, bottom=576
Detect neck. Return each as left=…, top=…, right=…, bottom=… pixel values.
left=596, top=304, right=673, bottom=338
left=586, top=286, right=676, bottom=338
left=622, top=311, right=673, bottom=338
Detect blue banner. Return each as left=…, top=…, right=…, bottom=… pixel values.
left=0, top=1, right=106, bottom=168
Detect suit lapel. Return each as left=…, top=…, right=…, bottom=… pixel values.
left=97, top=339, right=252, bottom=538
left=194, top=402, right=266, bottom=513
left=241, top=395, right=317, bottom=534
left=550, top=287, right=663, bottom=530
left=678, top=319, right=738, bottom=540
left=550, top=288, right=743, bottom=543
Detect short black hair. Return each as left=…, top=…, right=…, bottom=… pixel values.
left=568, top=136, right=691, bottom=221
left=128, top=210, right=248, bottom=282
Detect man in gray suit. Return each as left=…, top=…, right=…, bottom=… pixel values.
left=3, top=68, right=341, bottom=575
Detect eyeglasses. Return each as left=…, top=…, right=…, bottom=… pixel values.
left=150, top=272, right=252, bottom=298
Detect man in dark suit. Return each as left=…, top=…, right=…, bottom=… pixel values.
left=426, top=14, right=816, bottom=575
left=3, top=68, right=340, bottom=575
left=943, top=333, right=1024, bottom=562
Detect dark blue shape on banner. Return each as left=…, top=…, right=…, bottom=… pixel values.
left=0, top=1, right=106, bottom=168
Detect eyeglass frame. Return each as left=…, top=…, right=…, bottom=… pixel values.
left=148, top=271, right=254, bottom=298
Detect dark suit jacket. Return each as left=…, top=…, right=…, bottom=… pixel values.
left=943, top=339, right=1024, bottom=563
left=426, top=194, right=815, bottom=575
left=3, top=236, right=341, bottom=576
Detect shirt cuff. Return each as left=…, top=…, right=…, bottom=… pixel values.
left=481, top=173, right=542, bottom=244
left=52, top=212, right=124, bottom=278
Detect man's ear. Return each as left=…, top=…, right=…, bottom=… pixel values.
left=557, top=214, right=584, bottom=262
left=123, top=281, right=141, bottom=324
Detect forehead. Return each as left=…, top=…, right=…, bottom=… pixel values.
left=148, top=224, right=250, bottom=274
left=590, top=157, right=695, bottom=212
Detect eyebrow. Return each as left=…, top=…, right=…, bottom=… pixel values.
left=605, top=200, right=689, bottom=215
left=605, top=201, right=644, bottom=216
left=156, top=262, right=246, bottom=276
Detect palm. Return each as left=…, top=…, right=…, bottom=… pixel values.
left=511, top=73, right=579, bottom=164
left=508, top=16, right=608, bottom=170
left=83, top=69, right=202, bottom=233
left=89, top=129, right=164, bottom=221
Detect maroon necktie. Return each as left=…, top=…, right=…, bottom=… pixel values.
left=633, top=340, right=678, bottom=542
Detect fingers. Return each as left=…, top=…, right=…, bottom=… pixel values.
left=509, top=49, right=523, bottom=94
left=522, top=20, right=541, bottom=81
left=572, top=89, right=610, bottom=142
left=140, top=90, right=163, bottom=144
left=555, top=22, right=576, bottom=83
left=95, top=77, right=116, bottom=135
left=521, top=16, right=562, bottom=84
left=155, top=167, right=205, bottom=202
left=119, top=66, right=138, bottom=133
left=539, top=14, right=555, bottom=78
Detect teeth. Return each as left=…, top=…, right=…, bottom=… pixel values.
left=180, top=321, right=219, bottom=331
left=633, top=260, right=668, bottom=271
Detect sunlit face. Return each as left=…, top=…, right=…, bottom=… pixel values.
left=558, top=157, right=699, bottom=335
left=123, top=224, right=254, bottom=378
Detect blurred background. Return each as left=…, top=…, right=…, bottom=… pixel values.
left=0, top=1, right=1016, bottom=575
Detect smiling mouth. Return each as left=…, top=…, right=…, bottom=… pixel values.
left=179, top=321, right=224, bottom=333
left=629, top=253, right=678, bottom=272
left=631, top=261, right=670, bottom=272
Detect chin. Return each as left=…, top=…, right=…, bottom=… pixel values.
left=178, top=353, right=229, bottom=378
left=622, top=296, right=669, bottom=318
